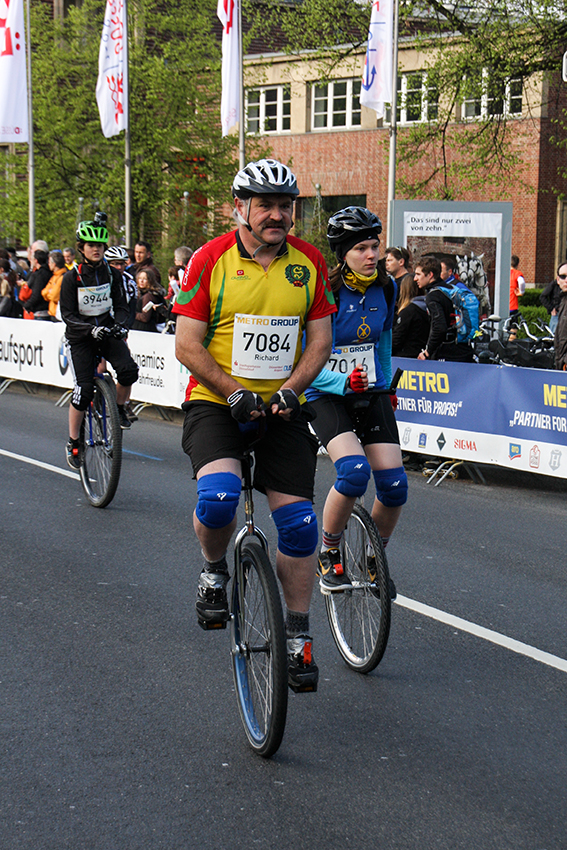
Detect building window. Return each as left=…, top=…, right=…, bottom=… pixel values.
left=508, top=78, right=523, bottom=115
left=463, top=72, right=522, bottom=119
left=246, top=85, right=291, bottom=134
left=385, top=73, right=438, bottom=124
left=297, top=194, right=367, bottom=230
left=311, top=79, right=362, bottom=130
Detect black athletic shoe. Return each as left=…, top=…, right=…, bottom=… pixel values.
left=195, top=570, right=230, bottom=630
left=367, top=554, right=397, bottom=600
left=117, top=405, right=132, bottom=430
left=66, top=438, right=82, bottom=470
left=317, top=548, right=352, bottom=593
left=287, top=634, right=318, bottom=693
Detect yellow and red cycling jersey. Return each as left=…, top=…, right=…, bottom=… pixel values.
left=173, top=230, right=336, bottom=404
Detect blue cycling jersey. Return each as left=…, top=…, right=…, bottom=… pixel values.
left=305, top=279, right=396, bottom=400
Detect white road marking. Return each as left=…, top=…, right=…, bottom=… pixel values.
left=395, top=594, right=567, bottom=674
left=3, top=446, right=566, bottom=673
left=0, top=448, right=80, bottom=480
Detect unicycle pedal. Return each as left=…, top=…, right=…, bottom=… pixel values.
left=288, top=669, right=319, bottom=693
left=196, top=609, right=229, bottom=630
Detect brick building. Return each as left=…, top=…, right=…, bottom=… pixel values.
left=242, top=40, right=567, bottom=286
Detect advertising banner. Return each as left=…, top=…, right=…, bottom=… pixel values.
left=389, top=200, right=513, bottom=320
left=127, top=331, right=188, bottom=408
left=360, top=0, right=393, bottom=119
left=0, top=0, right=29, bottom=142
left=96, top=0, right=128, bottom=138
left=217, top=0, right=240, bottom=136
left=393, top=357, right=567, bottom=478
left=0, top=318, right=188, bottom=409
left=3, top=318, right=567, bottom=479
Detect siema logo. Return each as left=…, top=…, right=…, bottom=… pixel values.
left=58, top=337, right=68, bottom=375
left=509, top=443, right=521, bottom=460
left=454, top=438, right=477, bottom=452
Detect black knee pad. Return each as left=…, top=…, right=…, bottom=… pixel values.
left=71, top=383, right=94, bottom=412
left=116, top=363, right=139, bottom=387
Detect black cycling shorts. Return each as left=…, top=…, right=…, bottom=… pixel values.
left=66, top=335, right=139, bottom=411
left=309, top=392, right=400, bottom=449
left=181, top=400, right=318, bottom=500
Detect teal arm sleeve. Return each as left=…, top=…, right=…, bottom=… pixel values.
left=377, top=330, right=393, bottom=388
left=311, top=368, right=348, bottom=395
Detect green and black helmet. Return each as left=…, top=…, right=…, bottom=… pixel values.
left=76, top=212, right=109, bottom=244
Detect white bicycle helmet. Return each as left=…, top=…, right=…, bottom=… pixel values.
left=104, top=245, right=129, bottom=262
left=232, top=159, right=299, bottom=199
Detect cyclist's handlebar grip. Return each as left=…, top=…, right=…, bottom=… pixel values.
left=390, top=368, right=403, bottom=393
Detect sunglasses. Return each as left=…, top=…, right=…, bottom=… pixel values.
left=558, top=274, right=567, bottom=279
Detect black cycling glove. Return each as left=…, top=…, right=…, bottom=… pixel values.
left=111, top=324, right=129, bottom=340
left=268, top=388, right=301, bottom=420
left=227, top=389, right=266, bottom=423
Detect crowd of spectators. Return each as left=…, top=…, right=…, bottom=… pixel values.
left=3, top=235, right=567, bottom=369
left=0, top=239, right=193, bottom=334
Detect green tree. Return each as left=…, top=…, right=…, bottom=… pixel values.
left=244, top=0, right=567, bottom=199
left=1, top=0, right=265, bottom=260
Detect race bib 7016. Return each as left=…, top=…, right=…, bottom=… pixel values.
left=325, top=342, right=376, bottom=383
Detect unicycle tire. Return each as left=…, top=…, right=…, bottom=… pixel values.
left=230, top=539, right=288, bottom=758
left=79, top=376, right=122, bottom=508
left=324, top=503, right=391, bottom=673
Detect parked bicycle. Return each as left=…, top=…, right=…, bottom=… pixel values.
left=474, top=313, right=555, bottom=369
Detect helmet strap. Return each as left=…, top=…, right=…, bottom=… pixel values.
left=236, top=197, right=279, bottom=255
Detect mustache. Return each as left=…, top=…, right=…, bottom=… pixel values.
left=260, top=219, right=294, bottom=228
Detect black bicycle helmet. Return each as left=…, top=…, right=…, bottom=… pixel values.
left=327, top=206, right=382, bottom=260
left=76, top=211, right=109, bottom=244
left=232, top=158, right=299, bottom=199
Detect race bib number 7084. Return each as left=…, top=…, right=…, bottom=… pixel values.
left=231, top=314, right=299, bottom=381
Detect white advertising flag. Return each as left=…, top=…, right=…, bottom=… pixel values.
left=96, top=0, right=128, bottom=138
left=217, top=0, right=240, bottom=136
left=360, top=0, right=393, bottom=119
left=0, top=0, right=29, bottom=143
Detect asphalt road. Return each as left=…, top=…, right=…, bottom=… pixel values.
left=1, top=387, right=566, bottom=850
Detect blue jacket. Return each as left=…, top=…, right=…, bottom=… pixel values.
left=305, top=278, right=396, bottom=400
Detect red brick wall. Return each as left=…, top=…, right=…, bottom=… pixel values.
left=268, top=109, right=567, bottom=286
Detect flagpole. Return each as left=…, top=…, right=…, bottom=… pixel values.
left=123, top=0, right=132, bottom=247
left=238, top=0, right=245, bottom=169
left=25, top=0, right=35, bottom=243
left=386, top=0, right=399, bottom=246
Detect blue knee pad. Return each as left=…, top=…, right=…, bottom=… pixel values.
left=373, top=466, right=408, bottom=508
left=196, top=472, right=241, bottom=529
left=334, top=455, right=371, bottom=498
left=272, top=501, right=318, bottom=558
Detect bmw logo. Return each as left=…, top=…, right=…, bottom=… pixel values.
left=58, top=337, right=69, bottom=375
